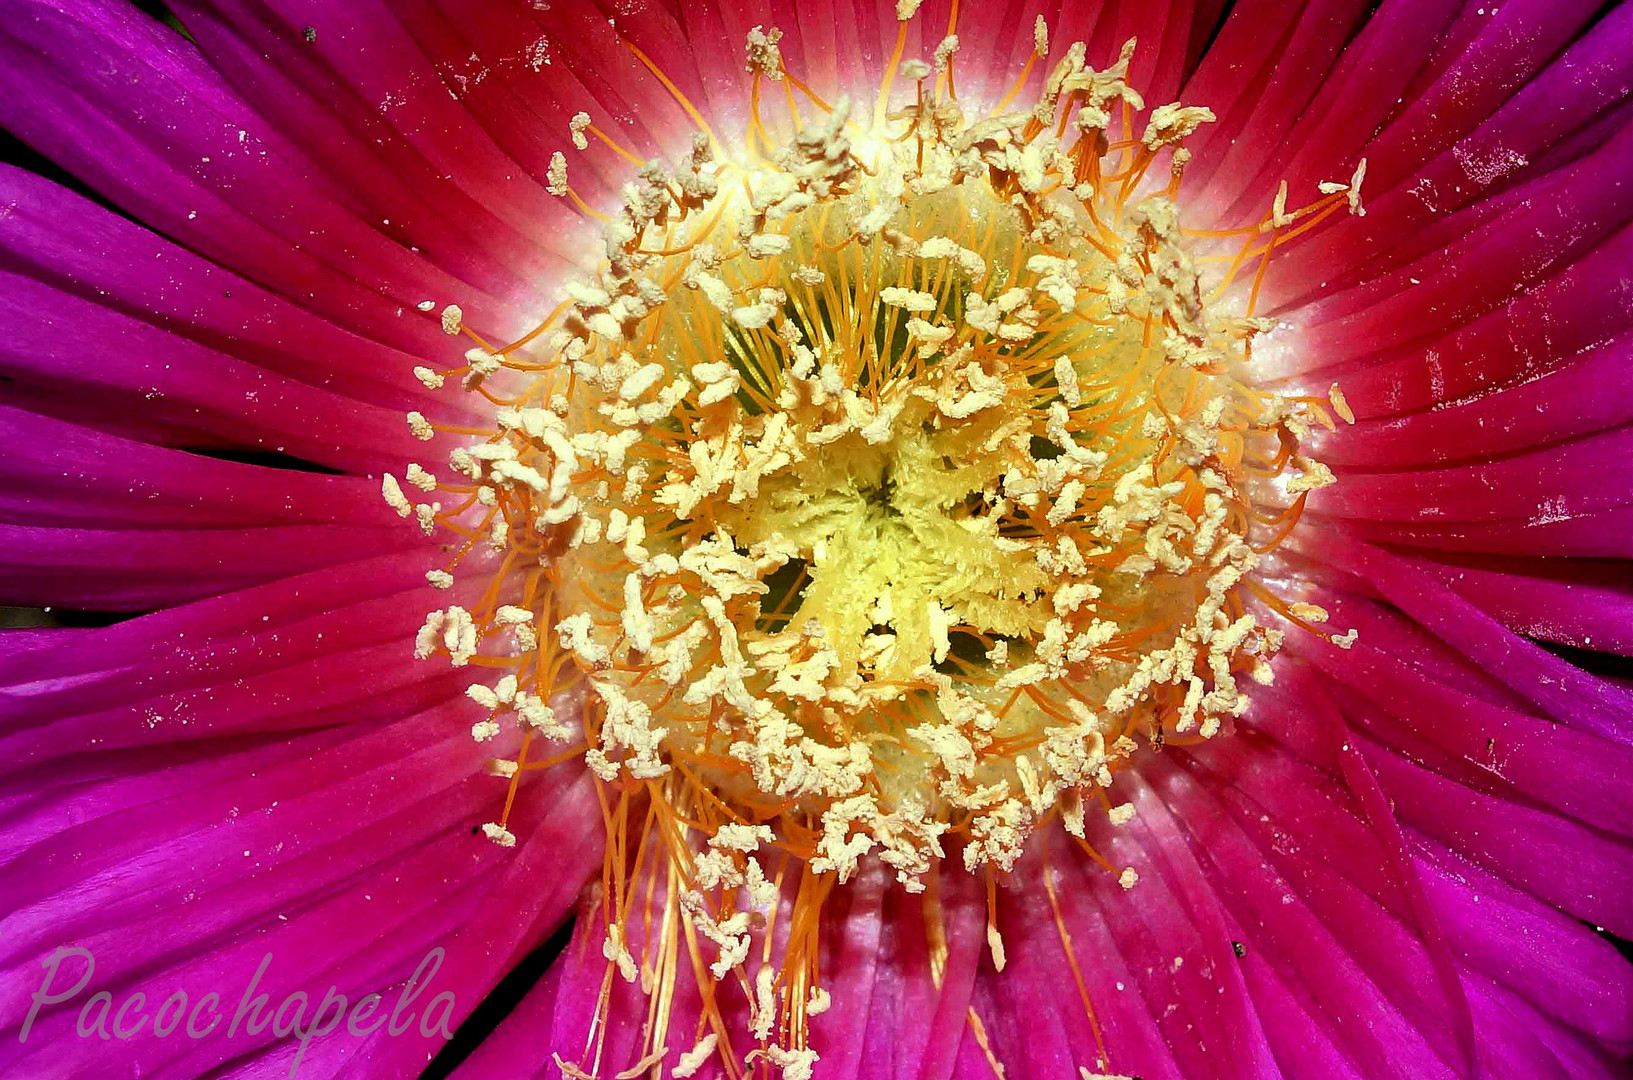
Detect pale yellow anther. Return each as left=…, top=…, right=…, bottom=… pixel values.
left=1285, top=455, right=1336, bottom=493
left=1289, top=602, right=1328, bottom=624
left=920, top=237, right=988, bottom=280
left=602, top=924, right=639, bottom=983
left=673, top=1034, right=720, bottom=1078
left=1329, top=383, right=1356, bottom=424
left=762, top=1045, right=819, bottom=1080
left=747, top=233, right=793, bottom=259
left=1270, top=181, right=1292, bottom=229
left=382, top=474, right=412, bottom=517
left=1142, top=103, right=1216, bottom=149
left=481, top=822, right=516, bottom=847
left=745, top=26, right=785, bottom=80
left=546, top=152, right=569, bottom=197
left=569, top=111, right=592, bottom=150
left=879, top=286, right=939, bottom=313
left=1054, top=355, right=1082, bottom=407
left=404, top=463, right=437, bottom=492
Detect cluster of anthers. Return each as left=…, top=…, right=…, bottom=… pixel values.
left=388, top=6, right=1363, bottom=1076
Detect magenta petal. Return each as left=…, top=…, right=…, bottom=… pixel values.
left=0, top=163, right=452, bottom=414
left=1332, top=502, right=1633, bottom=560
left=1363, top=0, right=1621, bottom=199
left=0, top=702, right=479, bottom=975
left=1186, top=0, right=1383, bottom=216
left=848, top=867, right=984, bottom=1080
left=1316, top=331, right=1633, bottom=472
left=1202, top=731, right=1633, bottom=1046
left=446, top=963, right=565, bottom=1080
left=1261, top=0, right=1633, bottom=307
left=1180, top=0, right=1324, bottom=185
left=1156, top=766, right=1466, bottom=1080
left=0, top=406, right=389, bottom=531
left=0, top=523, right=411, bottom=609
left=1, top=847, right=486, bottom=1078
left=0, top=628, right=78, bottom=661
left=1000, top=773, right=1286, bottom=1080
left=1423, top=556, right=1633, bottom=657
left=0, top=0, right=528, bottom=348
left=158, top=1, right=590, bottom=306
left=1312, top=425, right=1633, bottom=524
left=1290, top=122, right=1633, bottom=353
left=196, top=1, right=566, bottom=243
left=1365, top=737, right=1633, bottom=938
left=987, top=846, right=1188, bottom=1080
left=1416, top=841, right=1633, bottom=1046
left=1298, top=223, right=1633, bottom=419
left=1312, top=538, right=1633, bottom=746
left=1242, top=599, right=1633, bottom=933
left=0, top=552, right=436, bottom=716
left=330, top=774, right=601, bottom=1080
left=1210, top=0, right=1461, bottom=226
left=1289, top=151, right=1633, bottom=430
left=1234, top=948, right=1370, bottom=1080
left=448, top=965, right=564, bottom=1080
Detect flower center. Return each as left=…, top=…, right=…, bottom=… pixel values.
left=394, top=15, right=1364, bottom=1070
left=523, top=74, right=1346, bottom=885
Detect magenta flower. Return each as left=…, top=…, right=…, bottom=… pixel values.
left=2, top=1, right=1630, bottom=1078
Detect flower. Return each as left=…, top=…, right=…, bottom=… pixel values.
left=1, top=1, right=1630, bottom=1079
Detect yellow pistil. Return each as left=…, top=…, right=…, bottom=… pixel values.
left=394, top=17, right=1365, bottom=1078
